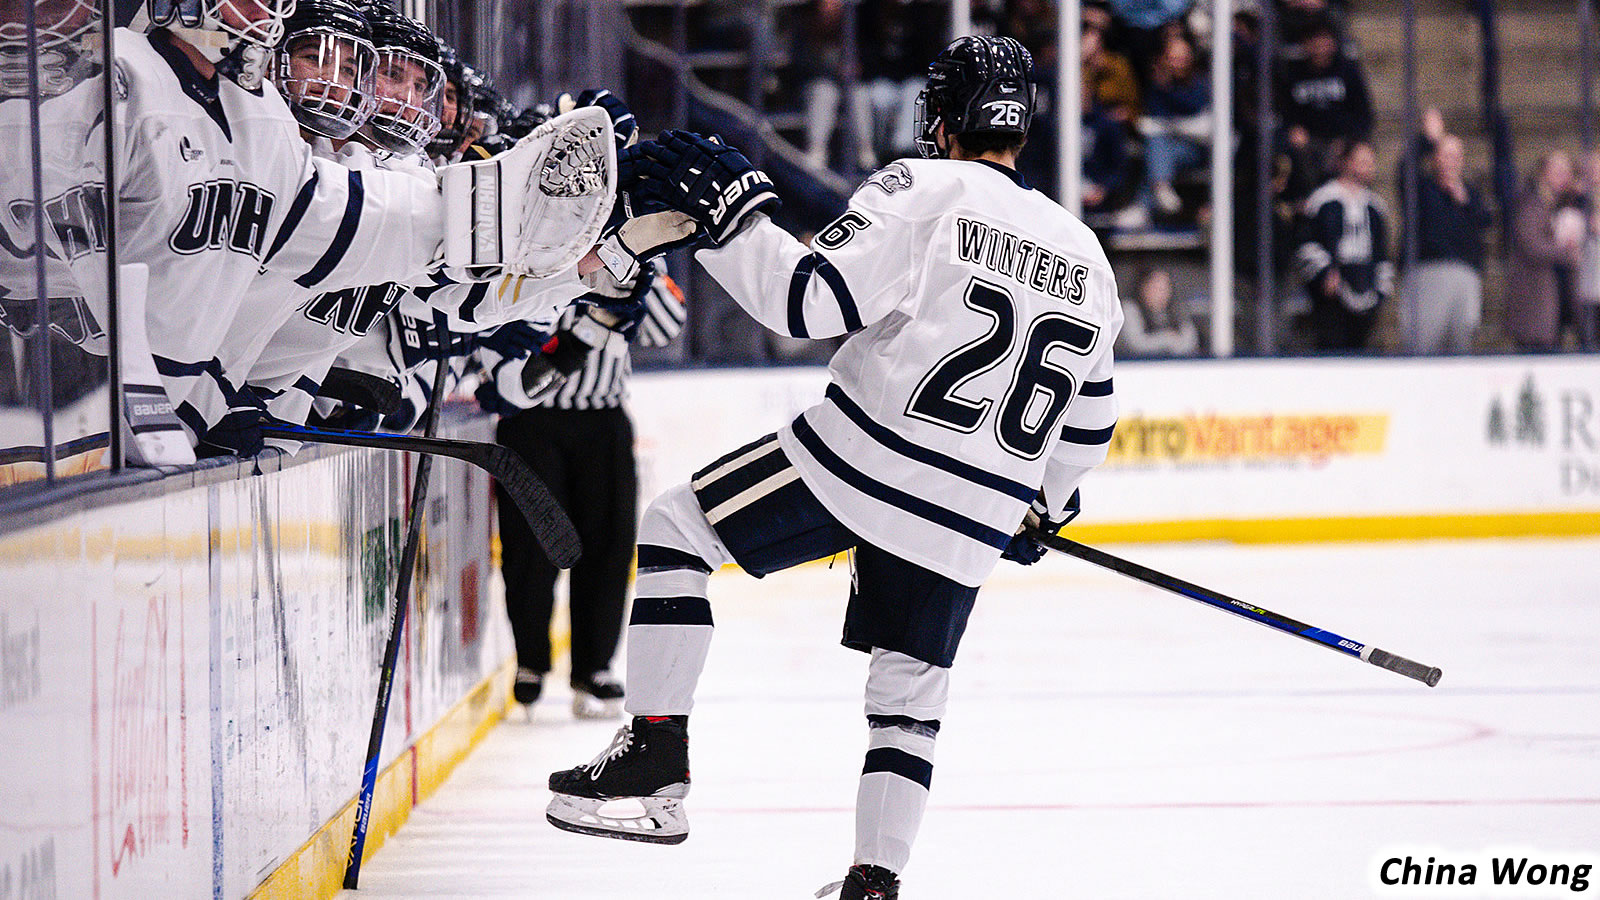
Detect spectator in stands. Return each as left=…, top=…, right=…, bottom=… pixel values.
left=1296, top=141, right=1394, bottom=351
left=855, top=0, right=947, bottom=169
left=1278, top=0, right=1356, bottom=58
left=796, top=0, right=847, bottom=171
left=1138, top=32, right=1210, bottom=220
left=1109, top=0, right=1197, bottom=76
left=1083, top=1, right=1142, bottom=124
left=1081, top=77, right=1134, bottom=217
left=1578, top=150, right=1600, bottom=350
left=1404, top=134, right=1493, bottom=355
left=1116, top=267, right=1201, bottom=357
left=1507, top=151, right=1582, bottom=352
left=1277, top=14, right=1372, bottom=182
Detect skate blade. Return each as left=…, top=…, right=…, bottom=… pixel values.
left=545, top=793, right=688, bottom=844
left=571, top=693, right=622, bottom=720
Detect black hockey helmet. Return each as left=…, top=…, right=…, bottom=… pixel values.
left=359, top=4, right=444, bottom=155
left=914, top=35, right=1036, bottom=159
left=429, top=38, right=471, bottom=156
left=274, top=0, right=376, bottom=139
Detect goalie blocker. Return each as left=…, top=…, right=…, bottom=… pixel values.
left=440, top=106, right=617, bottom=277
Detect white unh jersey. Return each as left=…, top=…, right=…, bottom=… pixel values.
left=696, top=158, right=1123, bottom=586
left=38, top=28, right=446, bottom=439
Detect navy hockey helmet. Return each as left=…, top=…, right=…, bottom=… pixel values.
left=360, top=5, right=443, bottom=155
left=274, top=0, right=375, bottom=139
left=913, top=35, right=1036, bottom=159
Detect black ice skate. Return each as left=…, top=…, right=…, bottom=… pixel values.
left=513, top=668, right=543, bottom=707
left=815, top=864, right=901, bottom=900
left=570, top=670, right=624, bottom=719
left=545, top=715, right=690, bottom=844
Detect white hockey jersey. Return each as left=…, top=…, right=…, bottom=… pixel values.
left=38, top=28, right=446, bottom=440
left=696, top=158, right=1123, bottom=586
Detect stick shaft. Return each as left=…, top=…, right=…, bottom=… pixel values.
left=343, top=363, right=449, bottom=888
left=1033, top=532, right=1442, bottom=687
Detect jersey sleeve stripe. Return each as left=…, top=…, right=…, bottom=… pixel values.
left=294, top=170, right=365, bottom=289
left=456, top=281, right=493, bottom=324
left=264, top=170, right=321, bottom=267
left=1061, top=422, right=1117, bottom=445
left=791, top=415, right=1011, bottom=550
left=786, top=254, right=818, bottom=338
left=824, top=384, right=1035, bottom=502
left=1078, top=378, right=1113, bottom=398
left=814, top=256, right=863, bottom=331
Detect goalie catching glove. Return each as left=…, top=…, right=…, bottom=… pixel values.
left=1001, top=488, right=1082, bottom=566
left=624, top=130, right=780, bottom=246
left=440, top=106, right=617, bottom=277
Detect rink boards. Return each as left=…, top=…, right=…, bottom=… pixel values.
left=0, top=412, right=512, bottom=900
left=631, top=355, right=1600, bottom=542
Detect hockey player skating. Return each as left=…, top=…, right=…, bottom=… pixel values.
left=546, top=36, right=1123, bottom=899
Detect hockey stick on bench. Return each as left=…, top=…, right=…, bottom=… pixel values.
left=340, top=359, right=448, bottom=890
left=1028, top=530, right=1443, bottom=687
left=262, top=422, right=582, bottom=569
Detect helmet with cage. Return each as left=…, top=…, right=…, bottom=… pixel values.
left=913, top=35, right=1036, bottom=160
left=145, top=0, right=298, bottom=54
left=0, top=0, right=99, bottom=97
left=429, top=38, right=471, bottom=157
left=274, top=0, right=374, bottom=139
left=358, top=4, right=442, bottom=155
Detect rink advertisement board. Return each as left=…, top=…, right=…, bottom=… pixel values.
left=0, top=410, right=511, bottom=900
left=629, top=356, right=1600, bottom=541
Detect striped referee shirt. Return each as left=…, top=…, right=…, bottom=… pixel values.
left=481, top=273, right=687, bottom=411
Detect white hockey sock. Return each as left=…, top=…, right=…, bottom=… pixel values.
left=623, top=483, right=734, bottom=717
left=854, top=649, right=949, bottom=874
left=854, top=718, right=937, bottom=874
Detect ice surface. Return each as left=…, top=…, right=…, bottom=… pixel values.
left=345, top=538, right=1600, bottom=898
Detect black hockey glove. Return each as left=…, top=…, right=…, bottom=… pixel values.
left=627, top=130, right=781, bottom=246
left=197, top=406, right=271, bottom=459
left=1001, top=489, right=1082, bottom=566
left=316, top=366, right=403, bottom=418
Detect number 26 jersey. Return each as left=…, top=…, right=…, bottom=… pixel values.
left=695, top=158, right=1123, bottom=586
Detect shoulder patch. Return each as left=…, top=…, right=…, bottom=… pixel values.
left=863, top=161, right=913, bottom=195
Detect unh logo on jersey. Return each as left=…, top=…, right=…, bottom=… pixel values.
left=2, top=184, right=109, bottom=262
left=982, top=100, right=1027, bottom=128
left=299, top=282, right=404, bottom=336
left=169, top=179, right=276, bottom=258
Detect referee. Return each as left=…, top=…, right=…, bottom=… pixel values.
left=477, top=267, right=686, bottom=718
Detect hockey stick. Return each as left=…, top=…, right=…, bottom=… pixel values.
left=342, top=365, right=444, bottom=886
left=1029, top=530, right=1443, bottom=687
left=341, top=357, right=448, bottom=889
left=261, top=422, right=581, bottom=569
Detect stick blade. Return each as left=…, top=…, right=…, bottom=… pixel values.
left=477, top=443, right=583, bottom=568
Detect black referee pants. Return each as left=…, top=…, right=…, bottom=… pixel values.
left=495, top=405, right=637, bottom=681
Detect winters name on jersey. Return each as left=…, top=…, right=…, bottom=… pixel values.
left=954, top=217, right=1089, bottom=304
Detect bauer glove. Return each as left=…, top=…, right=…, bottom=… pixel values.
left=1001, top=488, right=1081, bottom=566
left=627, top=130, right=781, bottom=246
